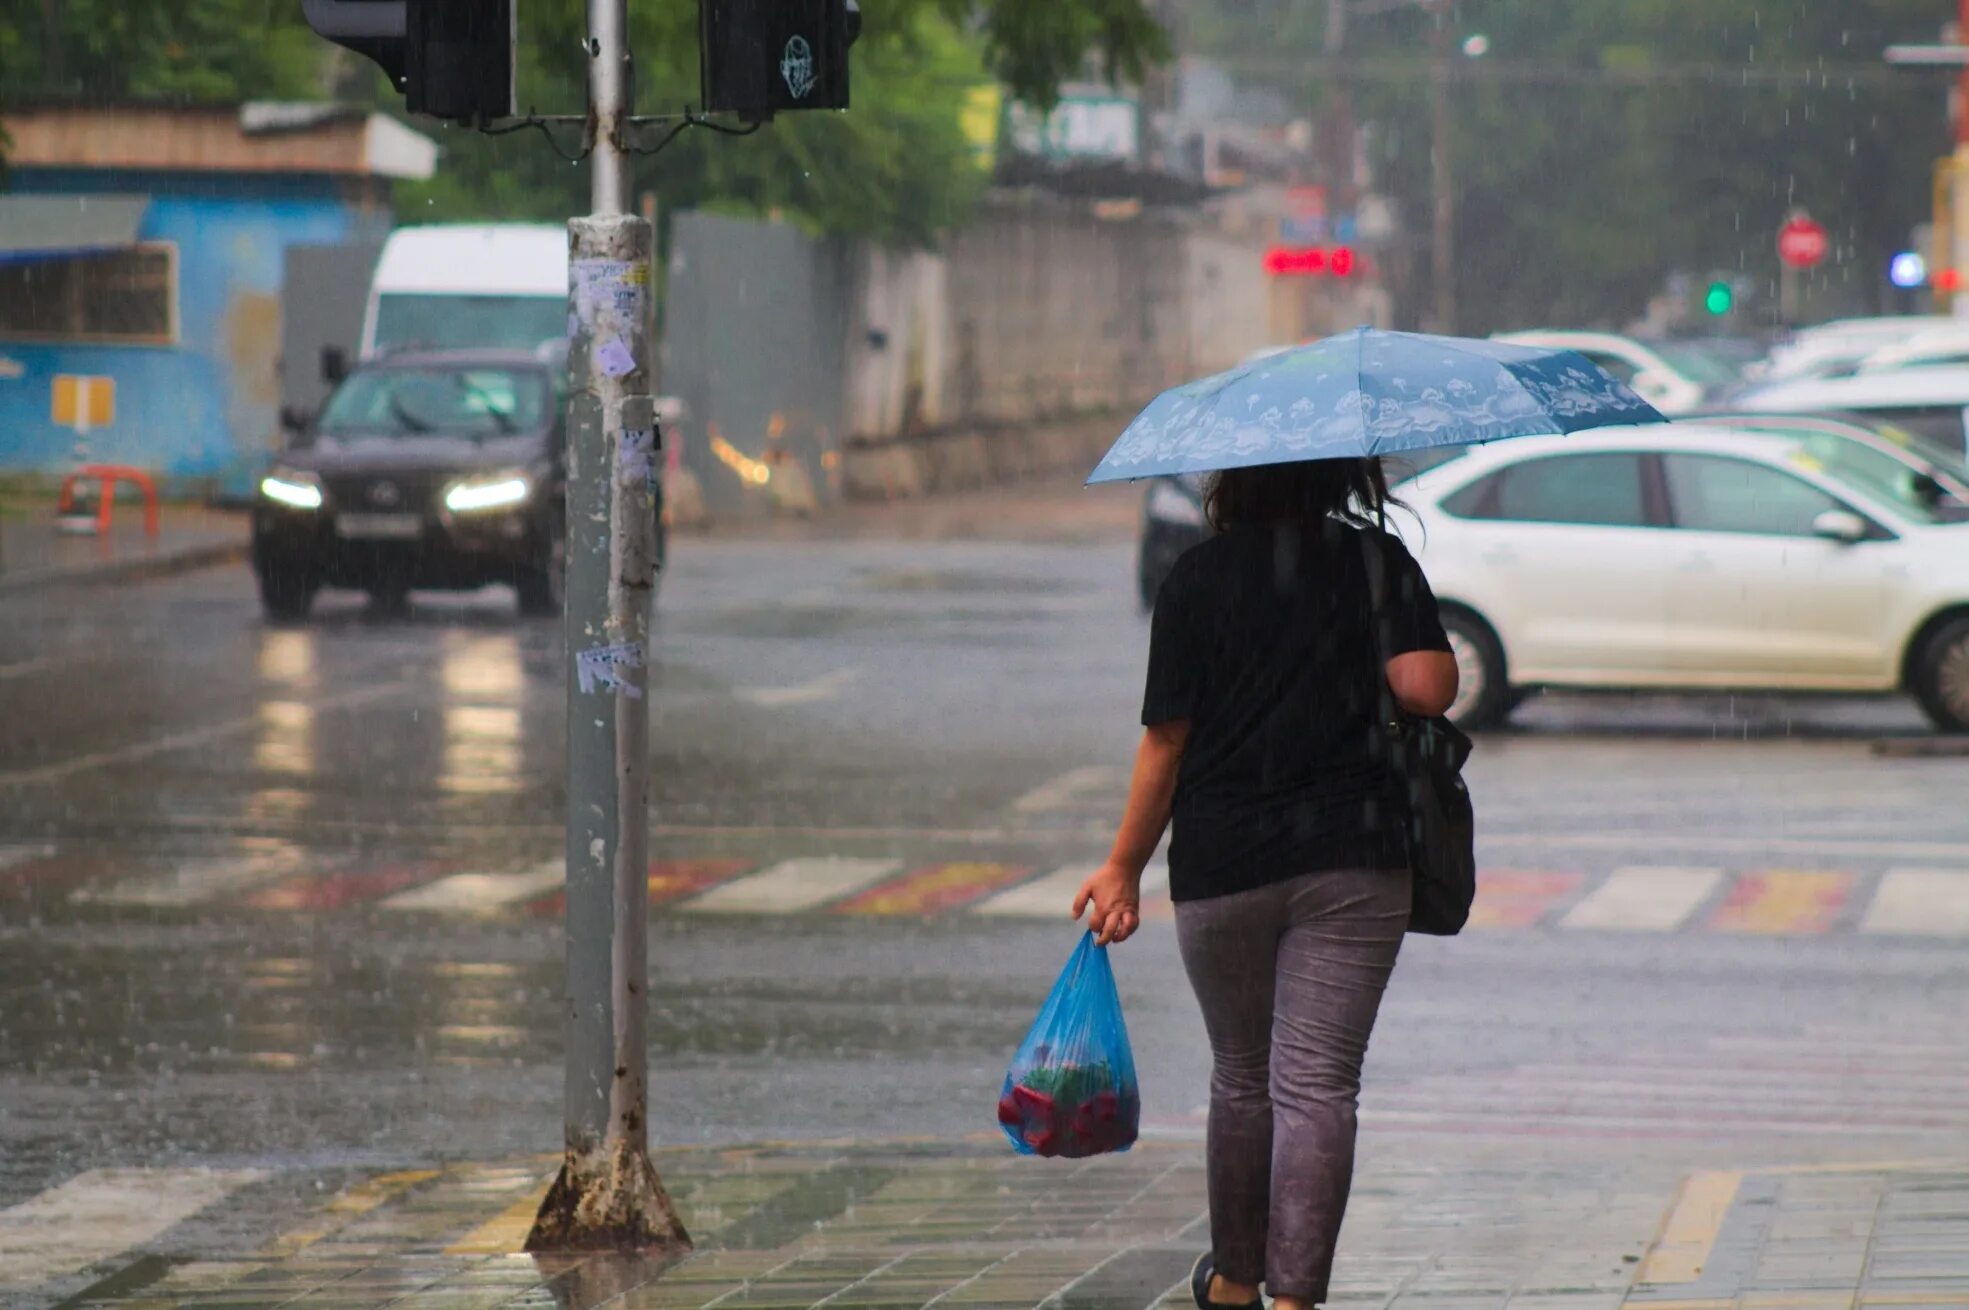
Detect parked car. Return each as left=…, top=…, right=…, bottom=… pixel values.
left=254, top=349, right=664, bottom=620
left=1691, top=410, right=1969, bottom=519
left=1856, top=326, right=1969, bottom=374
left=1135, top=450, right=1465, bottom=608
left=1491, top=330, right=1730, bottom=414
left=1754, top=315, right=1956, bottom=382
left=1731, top=366, right=1969, bottom=454
left=1395, top=424, right=1969, bottom=732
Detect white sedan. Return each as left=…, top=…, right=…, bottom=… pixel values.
left=1398, top=425, right=1969, bottom=731
left=1491, top=330, right=1726, bottom=415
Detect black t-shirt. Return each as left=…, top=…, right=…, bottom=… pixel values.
left=1142, top=519, right=1451, bottom=902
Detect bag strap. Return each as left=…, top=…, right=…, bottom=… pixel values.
left=1357, top=525, right=1402, bottom=739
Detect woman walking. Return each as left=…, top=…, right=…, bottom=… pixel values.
left=1074, top=457, right=1457, bottom=1310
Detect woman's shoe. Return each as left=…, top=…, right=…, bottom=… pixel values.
left=1190, top=1252, right=1263, bottom=1309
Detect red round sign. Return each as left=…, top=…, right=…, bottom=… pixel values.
left=1778, top=217, right=1830, bottom=270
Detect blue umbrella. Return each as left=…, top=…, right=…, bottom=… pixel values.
left=1086, top=326, right=1668, bottom=484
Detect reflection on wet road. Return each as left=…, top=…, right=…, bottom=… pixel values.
left=6, top=538, right=1969, bottom=1305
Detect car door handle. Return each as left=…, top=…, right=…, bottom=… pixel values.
left=1677, top=553, right=1714, bottom=573
left=1481, top=546, right=1518, bottom=566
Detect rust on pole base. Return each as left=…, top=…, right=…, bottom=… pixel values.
left=525, top=1139, right=692, bottom=1253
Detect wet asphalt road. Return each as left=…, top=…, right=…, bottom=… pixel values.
left=5, top=512, right=1969, bottom=1221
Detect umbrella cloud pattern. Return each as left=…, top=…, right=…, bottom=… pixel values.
left=1087, top=328, right=1667, bottom=483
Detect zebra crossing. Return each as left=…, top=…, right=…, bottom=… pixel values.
left=0, top=1168, right=267, bottom=1293
left=9, top=840, right=1969, bottom=936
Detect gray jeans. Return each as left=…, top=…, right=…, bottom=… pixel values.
left=1174, top=867, right=1409, bottom=1303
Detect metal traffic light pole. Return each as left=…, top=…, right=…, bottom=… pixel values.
left=302, top=0, right=857, bottom=1256
left=525, top=0, right=689, bottom=1253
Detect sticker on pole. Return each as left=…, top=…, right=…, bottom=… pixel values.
left=596, top=337, right=636, bottom=378
left=571, top=259, right=649, bottom=325
left=618, top=426, right=658, bottom=483
left=576, top=642, right=645, bottom=697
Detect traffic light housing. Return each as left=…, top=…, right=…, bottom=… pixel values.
left=301, top=0, right=514, bottom=126
left=700, top=0, right=861, bottom=118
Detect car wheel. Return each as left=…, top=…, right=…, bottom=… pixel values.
left=1913, top=616, right=1969, bottom=734
left=1441, top=609, right=1511, bottom=731
left=517, top=534, right=565, bottom=618
left=256, top=560, right=318, bottom=622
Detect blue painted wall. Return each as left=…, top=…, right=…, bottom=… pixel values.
left=0, top=168, right=389, bottom=496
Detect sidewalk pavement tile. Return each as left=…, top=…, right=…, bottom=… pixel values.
left=63, top=1148, right=1969, bottom=1310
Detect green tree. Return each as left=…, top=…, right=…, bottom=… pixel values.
left=1187, top=0, right=1947, bottom=332
left=1, top=0, right=322, bottom=102
left=4, top=0, right=1167, bottom=247
left=399, top=1, right=1007, bottom=246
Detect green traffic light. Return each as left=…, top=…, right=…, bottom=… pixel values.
left=1704, top=282, right=1734, bottom=315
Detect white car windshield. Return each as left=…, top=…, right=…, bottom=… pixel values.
left=1793, top=437, right=1952, bottom=526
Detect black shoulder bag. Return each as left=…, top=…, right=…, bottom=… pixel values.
left=1359, top=529, right=1478, bottom=936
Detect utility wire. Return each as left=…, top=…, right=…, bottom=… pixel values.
left=627, top=111, right=763, bottom=155
left=484, top=111, right=594, bottom=162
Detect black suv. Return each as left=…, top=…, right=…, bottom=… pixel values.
left=254, top=349, right=661, bottom=620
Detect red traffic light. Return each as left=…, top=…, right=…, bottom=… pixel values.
left=1263, top=245, right=1358, bottom=278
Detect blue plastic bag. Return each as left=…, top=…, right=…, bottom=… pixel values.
left=997, top=931, right=1140, bottom=1158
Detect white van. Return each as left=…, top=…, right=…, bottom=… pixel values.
left=359, top=224, right=568, bottom=358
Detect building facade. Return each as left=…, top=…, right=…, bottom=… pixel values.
left=0, top=103, right=434, bottom=496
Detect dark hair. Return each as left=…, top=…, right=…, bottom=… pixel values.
left=1203, top=457, right=1402, bottom=533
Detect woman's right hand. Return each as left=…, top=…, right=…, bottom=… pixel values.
left=1072, top=861, right=1142, bottom=946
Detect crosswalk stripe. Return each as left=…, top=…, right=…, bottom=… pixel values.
left=0, top=1167, right=266, bottom=1289
left=1708, top=870, right=1855, bottom=934
left=525, top=858, right=756, bottom=918
left=1861, top=868, right=1969, bottom=936
left=835, top=861, right=1030, bottom=916
left=1559, top=866, right=1724, bottom=931
left=975, top=863, right=1101, bottom=918
left=380, top=861, right=562, bottom=912
left=682, top=857, right=901, bottom=914
left=247, top=862, right=444, bottom=912
left=73, top=849, right=306, bottom=908
left=1011, top=766, right=1122, bottom=814
left=1136, top=862, right=1177, bottom=921
left=1467, top=870, right=1583, bottom=929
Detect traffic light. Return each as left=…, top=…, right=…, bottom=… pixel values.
left=301, top=0, right=515, bottom=126
left=700, top=0, right=861, bottom=118
left=1704, top=280, right=1734, bottom=316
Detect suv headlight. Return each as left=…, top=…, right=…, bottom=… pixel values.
left=260, top=468, right=324, bottom=511
left=444, top=471, right=532, bottom=514
left=1145, top=479, right=1206, bottom=527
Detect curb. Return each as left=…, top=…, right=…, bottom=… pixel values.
left=1871, top=735, right=1969, bottom=758
left=0, top=539, right=248, bottom=598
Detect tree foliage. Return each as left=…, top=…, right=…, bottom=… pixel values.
left=3, top=0, right=1166, bottom=246
left=1187, top=0, right=1950, bottom=332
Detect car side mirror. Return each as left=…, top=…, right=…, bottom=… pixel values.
left=1812, top=509, right=1870, bottom=544
left=320, top=345, right=348, bottom=384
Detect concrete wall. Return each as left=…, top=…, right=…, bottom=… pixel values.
left=0, top=168, right=388, bottom=497
left=664, top=193, right=1277, bottom=519
left=660, top=211, right=853, bottom=519
left=833, top=194, right=1276, bottom=502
